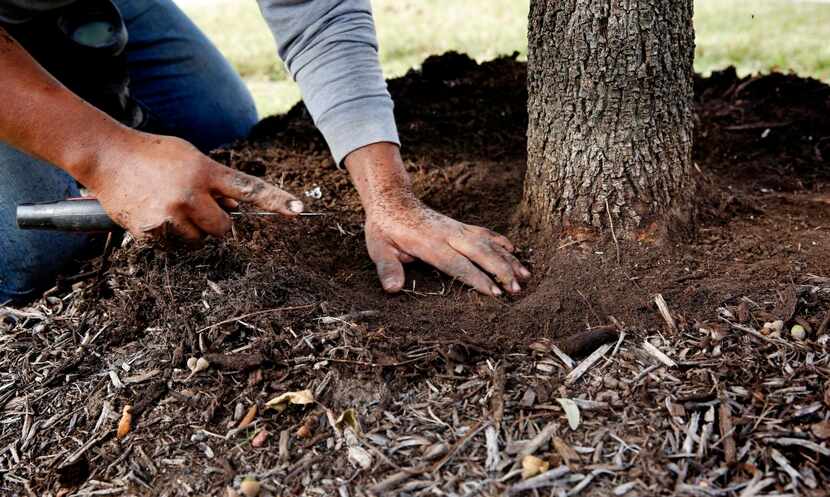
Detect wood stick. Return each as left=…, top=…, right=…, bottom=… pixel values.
left=654, top=294, right=677, bottom=332
left=642, top=341, right=677, bottom=368
left=719, top=391, right=737, bottom=465
left=566, top=344, right=612, bottom=385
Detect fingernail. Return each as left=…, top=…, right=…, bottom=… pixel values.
left=491, top=286, right=503, bottom=296
left=288, top=200, right=304, bottom=213
left=383, top=278, right=399, bottom=291
left=520, top=267, right=531, bottom=278
left=511, top=281, right=521, bottom=293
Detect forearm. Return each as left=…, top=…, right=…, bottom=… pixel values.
left=344, top=143, right=418, bottom=215
left=0, top=27, right=131, bottom=185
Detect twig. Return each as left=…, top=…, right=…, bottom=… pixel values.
left=642, top=341, right=677, bottom=368
left=654, top=294, right=677, bottom=332
left=485, top=425, right=501, bottom=472
left=195, top=304, right=315, bottom=333
left=719, top=401, right=737, bottom=465
left=431, top=420, right=489, bottom=472
left=318, top=310, right=379, bottom=325
left=565, top=344, right=612, bottom=385
left=0, top=306, right=45, bottom=321
left=719, top=317, right=794, bottom=349
left=517, top=422, right=558, bottom=459
left=506, top=466, right=570, bottom=495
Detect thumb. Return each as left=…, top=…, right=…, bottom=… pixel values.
left=213, top=167, right=303, bottom=215
left=369, top=242, right=406, bottom=293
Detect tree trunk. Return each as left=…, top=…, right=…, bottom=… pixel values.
left=524, top=0, right=696, bottom=241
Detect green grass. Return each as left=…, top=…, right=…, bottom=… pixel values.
left=175, top=0, right=830, bottom=117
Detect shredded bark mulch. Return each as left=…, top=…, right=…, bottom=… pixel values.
left=1, top=53, right=829, bottom=496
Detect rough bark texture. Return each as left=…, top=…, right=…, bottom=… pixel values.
left=524, top=0, right=695, bottom=240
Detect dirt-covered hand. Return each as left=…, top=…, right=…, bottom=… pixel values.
left=364, top=199, right=530, bottom=295
left=83, top=131, right=303, bottom=243
left=345, top=142, right=529, bottom=296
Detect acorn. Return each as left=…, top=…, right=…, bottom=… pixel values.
left=239, top=478, right=260, bottom=497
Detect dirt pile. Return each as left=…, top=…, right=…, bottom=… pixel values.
left=1, top=53, right=829, bottom=496
left=91, top=54, right=830, bottom=353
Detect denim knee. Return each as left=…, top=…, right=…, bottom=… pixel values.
left=0, top=142, right=96, bottom=303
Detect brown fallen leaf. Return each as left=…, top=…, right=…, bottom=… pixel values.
left=812, top=420, right=830, bottom=439
left=265, top=390, right=314, bottom=412
left=116, top=405, right=132, bottom=440
left=237, top=405, right=257, bottom=430
left=553, top=436, right=579, bottom=465
left=296, top=424, right=312, bottom=439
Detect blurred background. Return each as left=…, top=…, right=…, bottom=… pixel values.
left=174, top=0, right=830, bottom=117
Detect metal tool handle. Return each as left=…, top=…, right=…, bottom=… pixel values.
left=16, top=199, right=119, bottom=232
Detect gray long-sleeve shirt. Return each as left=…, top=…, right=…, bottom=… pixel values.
left=0, top=0, right=400, bottom=164
left=257, top=0, right=399, bottom=164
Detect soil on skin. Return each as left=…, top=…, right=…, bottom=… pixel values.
left=2, top=54, right=830, bottom=496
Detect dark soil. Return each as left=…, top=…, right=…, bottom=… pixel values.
left=144, top=54, right=830, bottom=354
left=3, top=53, right=829, bottom=496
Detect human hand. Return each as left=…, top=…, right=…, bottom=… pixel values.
left=346, top=143, right=529, bottom=296
left=83, top=131, right=303, bottom=243
left=364, top=198, right=530, bottom=295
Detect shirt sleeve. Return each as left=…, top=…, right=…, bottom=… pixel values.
left=256, top=0, right=400, bottom=165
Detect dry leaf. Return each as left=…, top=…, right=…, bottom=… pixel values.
left=812, top=420, right=830, bottom=439
left=335, top=408, right=362, bottom=435
left=116, top=405, right=132, bottom=440
left=556, top=398, right=581, bottom=430
left=237, top=405, right=257, bottom=429
left=552, top=436, right=579, bottom=465
left=521, top=455, right=549, bottom=479
left=265, top=389, right=314, bottom=412
left=296, top=424, right=312, bottom=439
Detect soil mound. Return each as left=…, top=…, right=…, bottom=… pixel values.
left=93, top=54, right=830, bottom=353
left=3, top=53, right=829, bottom=496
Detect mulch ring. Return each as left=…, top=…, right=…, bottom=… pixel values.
left=1, top=53, right=830, bottom=496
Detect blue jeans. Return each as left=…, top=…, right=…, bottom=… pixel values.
left=0, top=0, right=258, bottom=303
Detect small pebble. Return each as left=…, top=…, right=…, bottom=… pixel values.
left=252, top=429, right=269, bottom=448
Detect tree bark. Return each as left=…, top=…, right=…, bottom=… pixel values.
left=524, top=0, right=696, bottom=241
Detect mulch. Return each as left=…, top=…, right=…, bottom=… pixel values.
left=1, top=53, right=829, bottom=496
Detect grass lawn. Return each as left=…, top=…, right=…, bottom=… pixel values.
left=175, top=0, right=830, bottom=117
